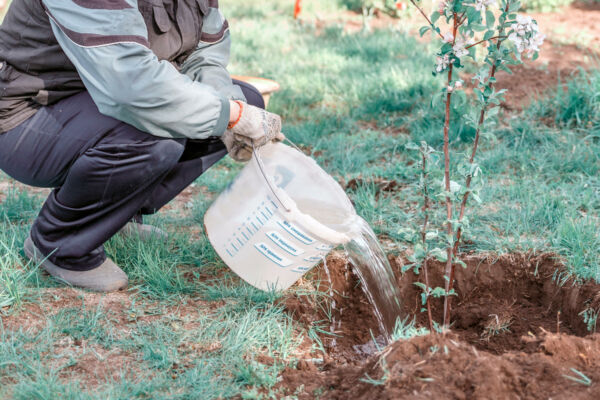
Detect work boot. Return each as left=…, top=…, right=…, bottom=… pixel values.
left=119, top=215, right=168, bottom=241
left=24, top=235, right=128, bottom=292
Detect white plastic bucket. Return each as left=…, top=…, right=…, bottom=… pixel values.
left=204, top=142, right=357, bottom=291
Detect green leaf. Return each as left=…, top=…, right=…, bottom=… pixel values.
left=414, top=243, right=426, bottom=259
left=431, top=11, right=441, bottom=24
left=470, top=23, right=487, bottom=32
left=419, top=26, right=431, bottom=37
left=441, top=42, right=454, bottom=53
left=425, top=231, right=439, bottom=241
left=430, top=248, right=448, bottom=262
left=405, top=142, right=419, bottom=151
left=483, top=30, right=494, bottom=41
left=402, top=263, right=416, bottom=273
left=466, top=6, right=480, bottom=24
left=431, top=287, right=448, bottom=298
left=498, top=63, right=512, bottom=73
left=485, top=10, right=495, bottom=28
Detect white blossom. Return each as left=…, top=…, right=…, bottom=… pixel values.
left=436, top=54, right=450, bottom=72
left=447, top=85, right=454, bottom=93
left=437, top=1, right=447, bottom=14
left=454, top=81, right=463, bottom=89
left=453, top=36, right=469, bottom=58
left=443, top=32, right=454, bottom=43
left=474, top=0, right=496, bottom=11
left=508, top=15, right=545, bottom=56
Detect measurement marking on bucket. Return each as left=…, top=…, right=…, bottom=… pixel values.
left=237, top=238, right=244, bottom=247
left=292, top=266, right=311, bottom=273
left=315, top=244, right=334, bottom=251
left=278, top=220, right=315, bottom=245
left=251, top=221, right=259, bottom=232
left=241, top=231, right=249, bottom=241
left=254, top=243, right=292, bottom=267
left=226, top=249, right=233, bottom=257
left=260, top=210, right=269, bottom=220
left=303, top=255, right=324, bottom=262
left=266, top=231, right=305, bottom=256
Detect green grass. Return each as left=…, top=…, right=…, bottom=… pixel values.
left=1, top=0, right=599, bottom=397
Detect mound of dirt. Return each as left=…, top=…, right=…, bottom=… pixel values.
left=281, top=331, right=600, bottom=399
left=399, top=253, right=600, bottom=354
left=280, top=253, right=600, bottom=398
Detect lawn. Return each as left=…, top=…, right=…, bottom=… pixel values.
left=1, top=0, right=599, bottom=398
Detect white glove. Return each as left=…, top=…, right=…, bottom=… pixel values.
left=222, top=102, right=285, bottom=162
left=221, top=129, right=252, bottom=162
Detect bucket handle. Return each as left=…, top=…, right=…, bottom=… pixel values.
left=252, top=143, right=293, bottom=213
left=283, top=137, right=305, bottom=154
left=252, top=140, right=352, bottom=245
left=251, top=136, right=308, bottom=213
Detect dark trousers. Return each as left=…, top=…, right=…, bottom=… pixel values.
left=0, top=80, right=264, bottom=271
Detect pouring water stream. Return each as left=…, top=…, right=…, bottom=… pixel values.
left=293, top=199, right=403, bottom=344
left=344, top=217, right=402, bottom=343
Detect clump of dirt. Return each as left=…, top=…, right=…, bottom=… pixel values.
left=281, top=331, right=600, bottom=399
left=280, top=252, right=600, bottom=398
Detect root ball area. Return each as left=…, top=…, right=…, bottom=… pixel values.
left=280, top=253, right=600, bottom=399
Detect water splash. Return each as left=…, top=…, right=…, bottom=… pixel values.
left=344, top=217, right=403, bottom=343
left=322, top=256, right=337, bottom=347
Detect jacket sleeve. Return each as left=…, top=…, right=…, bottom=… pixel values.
left=42, top=0, right=230, bottom=139
left=180, top=3, right=246, bottom=102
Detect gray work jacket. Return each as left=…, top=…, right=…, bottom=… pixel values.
left=0, top=0, right=245, bottom=139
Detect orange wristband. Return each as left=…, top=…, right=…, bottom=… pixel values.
left=227, top=100, right=244, bottom=129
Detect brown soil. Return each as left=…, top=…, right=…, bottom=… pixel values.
left=279, top=252, right=600, bottom=399
left=284, top=251, right=383, bottom=364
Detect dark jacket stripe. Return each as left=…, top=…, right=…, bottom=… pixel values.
left=208, top=0, right=219, bottom=7
left=200, top=19, right=228, bottom=43
left=45, top=10, right=150, bottom=48
left=71, top=0, right=133, bottom=10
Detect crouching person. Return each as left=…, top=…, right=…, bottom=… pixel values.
left=0, top=0, right=283, bottom=291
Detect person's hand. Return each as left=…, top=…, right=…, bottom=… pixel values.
left=221, top=129, right=252, bottom=162
left=222, top=101, right=285, bottom=162
left=229, top=101, right=283, bottom=146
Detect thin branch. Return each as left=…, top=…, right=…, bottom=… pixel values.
left=419, top=149, right=434, bottom=333
left=442, top=12, right=459, bottom=329
left=447, top=1, right=513, bottom=311
left=409, top=0, right=444, bottom=39
left=466, top=36, right=507, bottom=49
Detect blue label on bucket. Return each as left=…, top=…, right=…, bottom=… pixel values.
left=303, top=255, right=324, bottom=263
left=267, top=231, right=304, bottom=256
left=254, top=243, right=292, bottom=267
left=292, top=266, right=312, bottom=274
left=278, top=220, right=315, bottom=245
left=315, top=244, right=333, bottom=251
